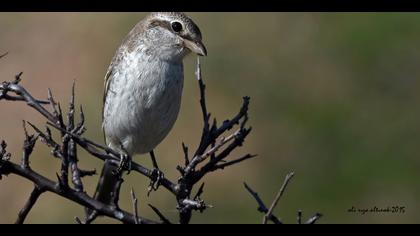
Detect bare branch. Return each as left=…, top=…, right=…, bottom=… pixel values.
left=305, top=213, right=323, bottom=224
left=196, top=57, right=209, bottom=126
left=244, top=182, right=282, bottom=224
left=211, top=154, right=257, bottom=171
left=194, top=182, right=205, bottom=200
left=130, top=188, right=140, bottom=224
left=15, top=185, right=44, bottom=224
left=0, top=52, right=8, bottom=59
left=66, top=81, right=84, bottom=192
left=263, top=172, right=295, bottom=224
left=74, top=216, right=83, bottom=224
left=45, top=120, right=179, bottom=195
left=0, top=60, right=322, bottom=225
left=0, top=82, right=53, bottom=120
left=21, top=121, right=39, bottom=169
left=196, top=129, right=242, bottom=164
left=297, top=210, right=303, bottom=224
left=171, top=58, right=254, bottom=224
left=180, top=198, right=211, bottom=213
left=148, top=204, right=171, bottom=224
left=26, top=122, right=62, bottom=159
left=79, top=168, right=96, bottom=177
left=1, top=161, right=158, bottom=224
left=47, top=88, right=60, bottom=117
left=182, top=142, right=189, bottom=166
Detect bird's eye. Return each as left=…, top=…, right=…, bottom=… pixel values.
left=171, top=21, right=183, bottom=33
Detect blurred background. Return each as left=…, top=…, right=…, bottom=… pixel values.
left=0, top=13, right=419, bottom=224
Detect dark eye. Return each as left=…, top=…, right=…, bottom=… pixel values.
left=171, top=21, right=183, bottom=33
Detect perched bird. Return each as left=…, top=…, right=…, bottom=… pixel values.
left=91, top=12, right=207, bottom=208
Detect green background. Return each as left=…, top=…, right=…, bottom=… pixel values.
left=0, top=13, right=419, bottom=224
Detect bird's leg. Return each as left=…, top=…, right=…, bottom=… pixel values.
left=114, top=143, right=132, bottom=175
left=150, top=150, right=159, bottom=170
left=147, top=150, right=164, bottom=195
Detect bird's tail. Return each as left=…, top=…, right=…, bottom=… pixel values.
left=85, top=160, right=121, bottom=217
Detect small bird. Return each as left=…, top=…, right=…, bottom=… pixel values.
left=92, top=12, right=206, bottom=207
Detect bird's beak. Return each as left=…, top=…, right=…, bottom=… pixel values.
left=184, top=39, right=207, bottom=56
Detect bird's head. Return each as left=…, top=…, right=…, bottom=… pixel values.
left=133, top=12, right=207, bottom=61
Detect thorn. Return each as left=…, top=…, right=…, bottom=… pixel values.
left=55, top=172, right=67, bottom=191
left=148, top=204, right=171, bottom=224
left=0, top=52, right=9, bottom=59
left=79, top=169, right=97, bottom=178
left=74, top=217, right=84, bottom=224
left=182, top=142, right=189, bottom=165
left=194, top=182, right=205, bottom=200
left=297, top=210, right=302, bottom=224
left=22, top=120, right=29, bottom=137
left=14, top=72, right=23, bottom=84
left=130, top=188, right=140, bottom=224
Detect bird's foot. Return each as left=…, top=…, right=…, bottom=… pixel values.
left=114, top=153, right=132, bottom=175
left=147, top=168, right=164, bottom=196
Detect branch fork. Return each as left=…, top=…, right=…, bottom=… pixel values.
left=0, top=56, right=320, bottom=224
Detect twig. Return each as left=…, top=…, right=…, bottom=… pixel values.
left=173, top=58, right=254, bottom=224
left=193, top=127, right=252, bottom=183
left=196, top=129, right=242, bottom=164
left=244, top=182, right=282, bottom=224
left=182, top=142, right=189, bottom=166
left=245, top=173, right=322, bottom=224
left=110, top=176, right=124, bottom=209
left=263, top=172, right=295, bottom=224
left=181, top=198, right=211, bottom=213
left=131, top=188, right=140, bottom=224
left=0, top=52, right=8, bottom=59
left=148, top=204, right=171, bottom=224
left=74, top=217, right=83, bottom=224
left=45, top=120, right=179, bottom=195
left=1, top=161, right=158, bottom=224
left=305, top=213, right=323, bottom=224
left=15, top=185, right=44, bottom=224
left=211, top=154, right=257, bottom=171
left=21, top=121, right=38, bottom=169
left=0, top=82, right=53, bottom=120
left=0, top=58, right=260, bottom=224
left=79, top=169, right=96, bottom=177
left=82, top=211, right=99, bottom=224
left=194, top=182, right=205, bottom=200
left=26, top=122, right=62, bottom=159
left=67, top=81, right=84, bottom=192
left=196, top=57, right=209, bottom=126
left=297, top=210, right=302, bottom=224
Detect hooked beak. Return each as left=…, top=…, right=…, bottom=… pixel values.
left=183, top=39, right=207, bottom=56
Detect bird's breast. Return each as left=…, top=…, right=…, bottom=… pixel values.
left=103, top=51, right=184, bottom=155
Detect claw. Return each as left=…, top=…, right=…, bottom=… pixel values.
left=113, top=153, right=132, bottom=175
left=147, top=168, right=164, bottom=196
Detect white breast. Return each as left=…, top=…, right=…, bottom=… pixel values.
left=103, top=47, right=184, bottom=155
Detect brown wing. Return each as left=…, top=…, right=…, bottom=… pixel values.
left=101, top=50, right=124, bottom=144
left=101, top=19, right=147, bottom=143
left=102, top=20, right=146, bottom=120
left=102, top=58, right=115, bottom=119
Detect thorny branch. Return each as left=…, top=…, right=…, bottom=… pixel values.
left=15, top=185, right=44, bottom=224
left=0, top=54, right=321, bottom=224
left=245, top=172, right=323, bottom=224
left=263, top=172, right=295, bottom=224
left=130, top=188, right=140, bottom=224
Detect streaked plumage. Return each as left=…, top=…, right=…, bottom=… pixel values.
left=90, top=12, right=206, bottom=208
left=102, top=12, right=205, bottom=156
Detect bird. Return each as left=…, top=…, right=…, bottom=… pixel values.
left=90, top=12, right=207, bottom=210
